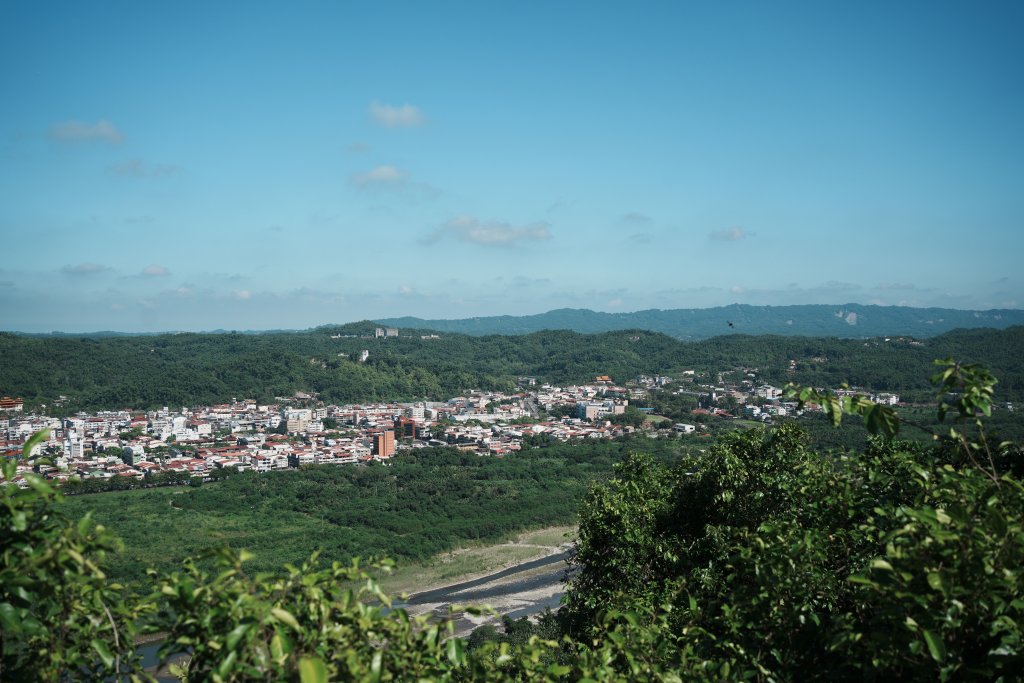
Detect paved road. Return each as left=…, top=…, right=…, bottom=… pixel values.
left=399, top=547, right=575, bottom=636
left=401, top=549, right=571, bottom=606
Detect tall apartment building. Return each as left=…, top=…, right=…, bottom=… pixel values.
left=373, top=430, right=395, bottom=458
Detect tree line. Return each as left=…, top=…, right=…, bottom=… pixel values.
left=2, top=324, right=1023, bottom=413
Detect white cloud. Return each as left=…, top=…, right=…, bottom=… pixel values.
left=112, top=159, right=179, bottom=178
left=142, top=264, right=170, bottom=277
left=49, top=119, right=123, bottom=144
left=61, top=262, right=109, bottom=275
left=350, top=165, right=408, bottom=188
left=369, top=101, right=425, bottom=128
left=729, top=286, right=746, bottom=294
left=426, top=215, right=552, bottom=247
left=398, top=285, right=414, bottom=295
left=709, top=227, right=752, bottom=241
left=234, top=290, right=253, bottom=300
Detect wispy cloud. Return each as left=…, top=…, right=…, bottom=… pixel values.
left=369, top=100, right=425, bottom=128
left=350, top=164, right=440, bottom=200
left=873, top=282, right=916, bottom=291
left=49, top=120, right=123, bottom=144
left=819, top=280, right=862, bottom=292
left=61, top=262, right=109, bottom=275
left=350, top=164, right=407, bottom=188
left=620, top=212, right=652, bottom=225
left=142, top=264, right=170, bottom=277
left=346, top=142, right=372, bottom=154
left=510, top=275, right=552, bottom=287
left=111, top=159, right=180, bottom=178
left=424, top=215, right=552, bottom=247
left=709, top=227, right=753, bottom=241
left=628, top=232, right=654, bottom=244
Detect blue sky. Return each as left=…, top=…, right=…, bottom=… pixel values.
left=2, top=1, right=1022, bottom=332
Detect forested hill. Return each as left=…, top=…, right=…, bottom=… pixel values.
left=377, top=304, right=1024, bottom=340
left=2, top=325, right=1024, bottom=413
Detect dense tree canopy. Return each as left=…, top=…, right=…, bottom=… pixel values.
left=2, top=325, right=1023, bottom=413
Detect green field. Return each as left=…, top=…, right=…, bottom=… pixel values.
left=61, top=441, right=668, bottom=592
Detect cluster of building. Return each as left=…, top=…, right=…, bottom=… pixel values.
left=0, top=378, right=649, bottom=489
left=1, top=363, right=905, bottom=490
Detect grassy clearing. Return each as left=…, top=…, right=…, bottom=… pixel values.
left=379, top=524, right=576, bottom=596
left=517, top=525, right=576, bottom=547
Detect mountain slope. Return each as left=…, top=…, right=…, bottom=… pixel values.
left=377, top=304, right=1024, bottom=339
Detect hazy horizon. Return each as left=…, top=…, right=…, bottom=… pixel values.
left=3, top=2, right=1022, bottom=332
left=4, top=301, right=1023, bottom=336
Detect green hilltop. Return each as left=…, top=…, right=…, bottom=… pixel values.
left=2, top=325, right=1024, bottom=413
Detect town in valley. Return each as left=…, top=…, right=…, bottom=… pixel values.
left=1, top=332, right=902, bottom=490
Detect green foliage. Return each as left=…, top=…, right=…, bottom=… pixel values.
left=609, top=406, right=646, bottom=428
left=4, top=326, right=1024, bottom=413
left=1, top=430, right=147, bottom=681
left=153, top=549, right=470, bottom=682
left=566, top=363, right=1024, bottom=680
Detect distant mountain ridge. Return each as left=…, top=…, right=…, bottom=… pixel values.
left=377, top=304, right=1024, bottom=340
